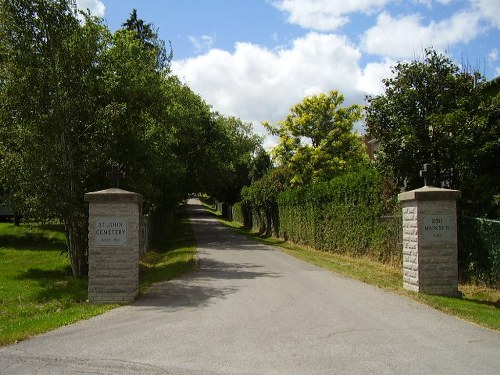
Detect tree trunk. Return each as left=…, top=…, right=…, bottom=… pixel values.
left=13, top=212, right=21, bottom=226
left=65, top=218, right=88, bottom=277
left=265, top=211, right=272, bottom=237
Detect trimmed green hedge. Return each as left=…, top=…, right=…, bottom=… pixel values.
left=232, top=202, right=253, bottom=229
left=235, top=168, right=499, bottom=282
left=278, top=169, right=401, bottom=263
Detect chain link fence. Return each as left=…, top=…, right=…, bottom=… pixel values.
left=458, top=216, right=500, bottom=287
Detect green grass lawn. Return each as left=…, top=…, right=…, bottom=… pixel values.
left=216, top=214, right=500, bottom=332
left=0, top=209, right=197, bottom=347
left=139, top=210, right=197, bottom=293
left=0, top=223, right=114, bottom=346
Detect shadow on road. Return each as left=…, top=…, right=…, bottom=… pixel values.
left=135, top=255, right=280, bottom=310
left=134, top=200, right=281, bottom=310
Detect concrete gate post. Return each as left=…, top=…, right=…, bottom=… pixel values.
left=84, top=188, right=143, bottom=303
left=398, top=186, right=461, bottom=296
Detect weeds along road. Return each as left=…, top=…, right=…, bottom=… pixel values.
left=0, top=198, right=499, bottom=374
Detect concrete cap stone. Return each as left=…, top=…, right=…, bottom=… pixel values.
left=84, top=188, right=143, bottom=204
left=398, top=185, right=461, bottom=202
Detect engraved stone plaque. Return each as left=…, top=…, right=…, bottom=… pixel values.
left=422, top=214, right=452, bottom=242
left=95, top=217, right=127, bottom=246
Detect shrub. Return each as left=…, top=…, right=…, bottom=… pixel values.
left=278, top=168, right=400, bottom=263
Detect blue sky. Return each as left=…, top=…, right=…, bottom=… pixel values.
left=77, top=0, right=500, bottom=145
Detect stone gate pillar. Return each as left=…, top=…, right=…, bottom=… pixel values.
left=84, top=188, right=143, bottom=303
left=398, top=186, right=461, bottom=296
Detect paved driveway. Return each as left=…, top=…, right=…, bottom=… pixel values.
left=0, top=199, right=499, bottom=374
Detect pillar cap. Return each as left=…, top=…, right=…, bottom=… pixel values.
left=84, top=188, right=143, bottom=204
left=398, top=185, right=461, bottom=202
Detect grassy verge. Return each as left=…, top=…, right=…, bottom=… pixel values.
left=139, top=208, right=197, bottom=293
left=0, top=209, right=197, bottom=347
left=0, top=223, right=115, bottom=347
left=215, top=214, right=500, bottom=331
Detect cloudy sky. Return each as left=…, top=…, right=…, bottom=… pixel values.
left=77, top=0, right=500, bottom=146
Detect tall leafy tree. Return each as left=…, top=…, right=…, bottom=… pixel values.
left=365, top=49, right=486, bottom=192
left=212, top=115, right=263, bottom=204
left=460, top=77, right=500, bottom=216
left=265, top=90, right=367, bottom=186
left=0, top=0, right=267, bottom=277
left=242, top=166, right=290, bottom=236
left=0, top=0, right=110, bottom=275
left=100, top=26, right=170, bottom=197
left=248, top=146, right=272, bottom=183
left=122, top=9, right=155, bottom=46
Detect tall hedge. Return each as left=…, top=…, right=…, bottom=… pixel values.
left=278, top=168, right=401, bottom=263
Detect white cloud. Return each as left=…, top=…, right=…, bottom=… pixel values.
left=172, top=32, right=383, bottom=140
left=359, top=58, right=396, bottom=96
left=413, top=0, right=432, bottom=8
left=76, top=0, right=105, bottom=17
left=413, top=0, right=453, bottom=8
left=489, top=48, right=499, bottom=62
left=361, top=10, right=482, bottom=59
left=271, top=0, right=390, bottom=31
left=188, top=35, right=215, bottom=54
left=488, top=48, right=499, bottom=77
left=471, top=0, right=500, bottom=28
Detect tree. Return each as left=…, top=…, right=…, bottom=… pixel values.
left=365, top=49, right=486, bottom=192
left=121, top=8, right=172, bottom=70
left=249, top=146, right=272, bottom=183
left=0, top=0, right=266, bottom=277
left=100, top=25, right=174, bottom=202
left=459, top=77, right=500, bottom=216
left=265, top=90, right=367, bottom=186
left=0, top=0, right=110, bottom=275
left=241, top=166, right=290, bottom=236
left=187, top=114, right=262, bottom=205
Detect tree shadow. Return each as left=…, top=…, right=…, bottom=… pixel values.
left=462, top=297, right=500, bottom=309
left=135, top=281, right=239, bottom=311
left=15, top=266, right=88, bottom=302
left=137, top=200, right=282, bottom=310
left=139, top=251, right=197, bottom=289
left=0, top=234, right=65, bottom=252
left=136, top=257, right=281, bottom=310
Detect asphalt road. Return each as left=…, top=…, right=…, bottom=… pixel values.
left=1, top=199, right=499, bottom=374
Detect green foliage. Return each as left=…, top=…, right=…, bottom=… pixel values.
left=0, top=0, right=112, bottom=275
left=366, top=49, right=481, bottom=188
left=248, top=146, right=272, bottom=183
left=241, top=167, right=290, bottom=236
left=265, top=90, right=367, bottom=186
left=459, top=217, right=500, bottom=287
left=232, top=201, right=252, bottom=228
left=99, top=25, right=183, bottom=210
left=0, top=0, right=261, bottom=275
left=365, top=48, right=499, bottom=217
left=121, top=8, right=170, bottom=64
left=278, top=168, right=400, bottom=263
left=460, top=79, right=500, bottom=217
left=0, top=208, right=197, bottom=346
left=208, top=116, right=263, bottom=204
